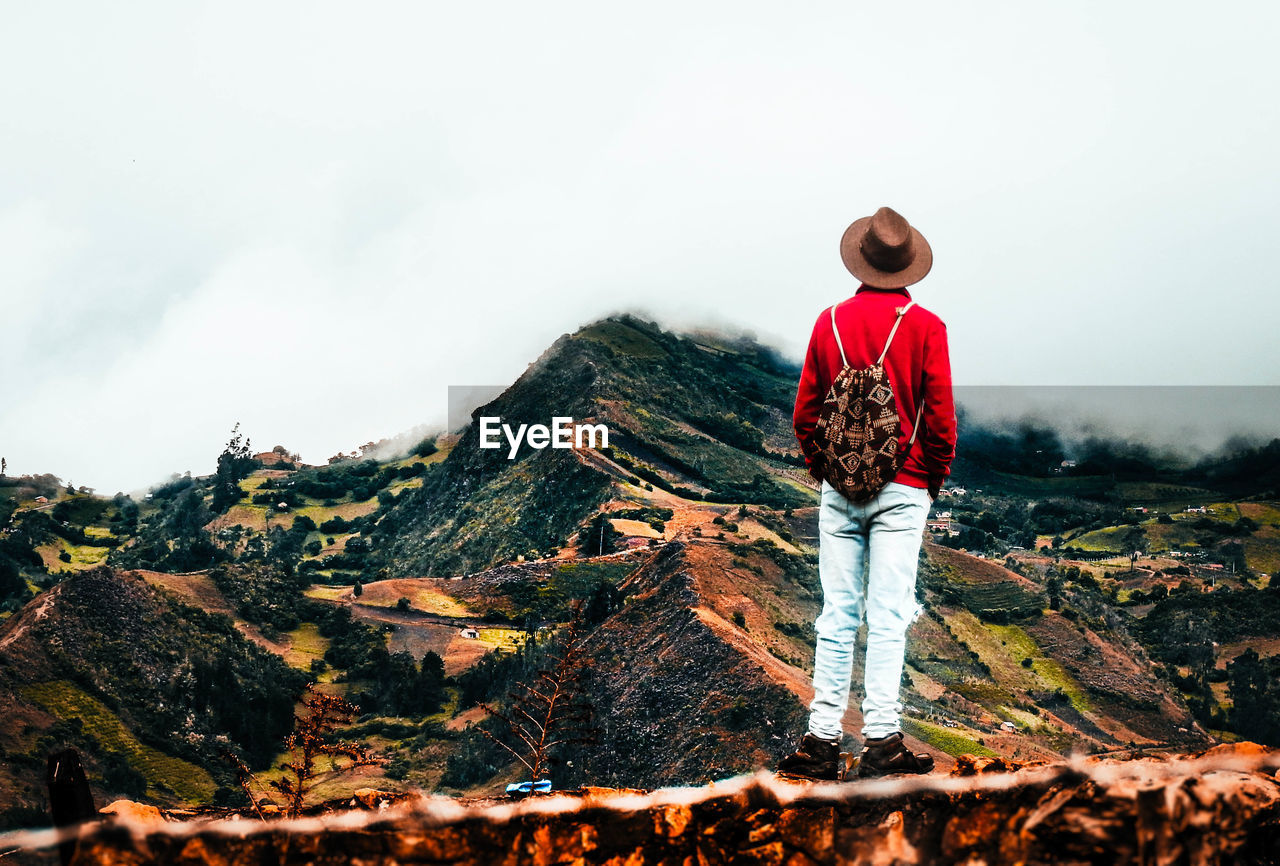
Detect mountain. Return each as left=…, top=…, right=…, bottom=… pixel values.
left=0, top=567, right=303, bottom=826
left=368, top=314, right=810, bottom=578
left=1, top=311, right=1278, bottom=827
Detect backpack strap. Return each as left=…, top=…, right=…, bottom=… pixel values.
left=831, top=296, right=927, bottom=447
left=829, top=303, right=848, bottom=367
left=906, top=398, right=925, bottom=445
left=876, top=300, right=917, bottom=365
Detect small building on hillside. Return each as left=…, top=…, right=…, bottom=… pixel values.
left=459, top=627, right=479, bottom=639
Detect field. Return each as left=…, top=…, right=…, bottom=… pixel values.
left=985, top=622, right=1093, bottom=713
left=924, top=544, right=1046, bottom=618
left=20, top=680, right=217, bottom=802
left=313, top=578, right=475, bottom=617
left=902, top=717, right=998, bottom=758
left=36, top=540, right=111, bottom=572
left=281, top=623, right=330, bottom=675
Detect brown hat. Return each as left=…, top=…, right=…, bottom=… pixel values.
left=839, top=207, right=932, bottom=289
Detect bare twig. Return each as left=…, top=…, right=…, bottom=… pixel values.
left=268, top=684, right=384, bottom=818
left=477, top=601, right=597, bottom=787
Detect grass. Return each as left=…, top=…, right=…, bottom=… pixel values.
left=302, top=531, right=358, bottom=559
left=251, top=759, right=387, bottom=805
left=82, top=526, right=118, bottom=542
left=1237, top=501, right=1280, bottom=525
left=1067, top=503, right=1280, bottom=573
left=944, top=610, right=1037, bottom=695
left=902, top=717, right=998, bottom=758
left=986, top=622, right=1093, bottom=713
left=476, top=627, right=526, bottom=651
left=240, top=473, right=273, bottom=493
left=1066, top=525, right=1132, bottom=553
left=1242, top=536, right=1280, bottom=574
left=1138, top=521, right=1206, bottom=552
left=304, top=585, right=348, bottom=602
left=36, top=541, right=110, bottom=573
left=20, top=680, right=217, bottom=803
left=291, top=498, right=381, bottom=526
left=545, top=560, right=637, bottom=603
left=282, top=623, right=330, bottom=673
left=218, top=486, right=381, bottom=534
left=312, top=578, right=480, bottom=617
left=577, top=320, right=669, bottom=358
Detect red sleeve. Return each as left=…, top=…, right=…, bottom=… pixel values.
left=920, top=318, right=957, bottom=498
left=793, top=312, right=827, bottom=482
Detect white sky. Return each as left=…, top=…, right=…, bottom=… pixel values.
left=2, top=2, right=1278, bottom=494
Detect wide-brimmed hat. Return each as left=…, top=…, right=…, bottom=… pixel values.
left=839, top=207, right=932, bottom=289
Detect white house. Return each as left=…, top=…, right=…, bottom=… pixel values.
left=459, top=627, right=479, bottom=639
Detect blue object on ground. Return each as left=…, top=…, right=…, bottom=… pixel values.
left=506, top=779, right=553, bottom=794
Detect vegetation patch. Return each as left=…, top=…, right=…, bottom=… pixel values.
left=902, top=717, right=997, bottom=758
left=923, top=545, right=1045, bottom=621
left=282, top=623, right=330, bottom=671
left=21, top=680, right=217, bottom=802
left=578, top=319, right=670, bottom=358
left=987, top=622, right=1094, bottom=713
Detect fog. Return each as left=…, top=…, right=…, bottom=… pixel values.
left=2, top=2, right=1277, bottom=493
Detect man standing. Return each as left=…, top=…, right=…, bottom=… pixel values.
left=778, top=206, right=956, bottom=780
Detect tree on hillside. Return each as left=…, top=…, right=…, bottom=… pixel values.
left=1120, top=525, right=1146, bottom=573
left=478, top=602, right=595, bottom=786
left=164, top=487, right=226, bottom=571
left=211, top=423, right=261, bottom=514
left=1046, top=574, right=1063, bottom=611
left=578, top=513, right=620, bottom=557
left=260, top=684, right=381, bottom=818
left=1228, top=649, right=1280, bottom=746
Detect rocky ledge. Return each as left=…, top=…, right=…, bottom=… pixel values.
left=3, top=744, right=1279, bottom=865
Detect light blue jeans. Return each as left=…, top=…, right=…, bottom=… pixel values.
left=808, top=479, right=931, bottom=741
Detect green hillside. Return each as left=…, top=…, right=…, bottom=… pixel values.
left=0, top=567, right=304, bottom=825
left=2, top=313, right=1278, bottom=821
left=369, top=315, right=810, bottom=577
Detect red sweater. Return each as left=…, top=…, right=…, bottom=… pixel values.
left=792, top=284, right=956, bottom=498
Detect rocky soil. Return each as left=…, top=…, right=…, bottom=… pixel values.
left=3, top=744, right=1277, bottom=865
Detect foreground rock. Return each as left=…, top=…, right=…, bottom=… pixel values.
left=3, top=747, right=1278, bottom=865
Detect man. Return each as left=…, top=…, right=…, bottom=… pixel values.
left=778, top=206, right=956, bottom=780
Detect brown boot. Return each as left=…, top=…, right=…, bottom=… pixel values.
left=854, top=731, right=934, bottom=778
left=776, top=733, right=842, bottom=781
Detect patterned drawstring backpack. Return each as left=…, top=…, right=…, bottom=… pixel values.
left=811, top=299, right=924, bottom=503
